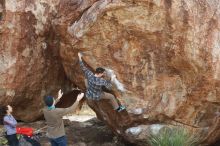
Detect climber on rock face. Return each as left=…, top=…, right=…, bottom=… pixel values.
left=78, top=52, right=125, bottom=112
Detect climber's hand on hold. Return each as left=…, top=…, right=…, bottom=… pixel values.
left=78, top=52, right=83, bottom=61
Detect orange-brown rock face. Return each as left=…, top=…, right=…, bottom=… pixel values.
left=1, top=0, right=220, bottom=145
left=61, top=0, right=220, bottom=145
left=0, top=0, right=74, bottom=121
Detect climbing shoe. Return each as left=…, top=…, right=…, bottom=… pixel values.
left=117, top=105, right=126, bottom=112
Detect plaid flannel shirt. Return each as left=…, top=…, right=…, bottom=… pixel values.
left=79, top=60, right=112, bottom=100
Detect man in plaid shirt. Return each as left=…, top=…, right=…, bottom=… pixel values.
left=78, top=52, right=125, bottom=112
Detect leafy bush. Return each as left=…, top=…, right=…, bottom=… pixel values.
left=147, top=127, right=198, bottom=146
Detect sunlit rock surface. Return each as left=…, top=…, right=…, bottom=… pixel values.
left=0, top=0, right=220, bottom=145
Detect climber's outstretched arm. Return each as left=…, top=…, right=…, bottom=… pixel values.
left=78, top=52, right=93, bottom=78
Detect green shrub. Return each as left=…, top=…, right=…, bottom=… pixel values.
left=147, top=127, right=198, bottom=146
left=0, top=136, right=7, bottom=145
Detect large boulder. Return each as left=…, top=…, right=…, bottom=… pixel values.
left=1, top=0, right=220, bottom=145
left=0, top=0, right=74, bottom=121
left=61, top=0, right=220, bottom=145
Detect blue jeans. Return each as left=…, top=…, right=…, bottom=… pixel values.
left=6, top=134, right=19, bottom=146
left=50, top=136, right=67, bottom=146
